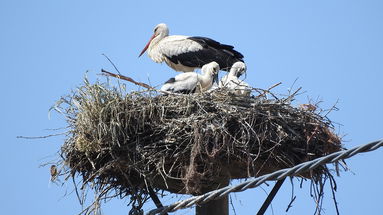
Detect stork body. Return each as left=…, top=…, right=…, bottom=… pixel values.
left=139, top=23, right=244, bottom=72
left=161, top=62, right=220, bottom=93
left=219, top=62, right=251, bottom=96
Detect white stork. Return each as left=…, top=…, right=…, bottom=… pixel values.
left=219, top=61, right=251, bottom=96
left=160, top=61, right=220, bottom=94
left=139, top=23, right=244, bottom=73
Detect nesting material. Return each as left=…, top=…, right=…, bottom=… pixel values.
left=57, top=79, right=342, bottom=208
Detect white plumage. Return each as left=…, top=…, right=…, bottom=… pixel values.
left=152, top=35, right=203, bottom=72
left=160, top=72, right=198, bottom=93
left=219, top=62, right=251, bottom=96
left=152, top=36, right=203, bottom=62
left=139, top=23, right=244, bottom=73
left=161, top=62, right=220, bottom=93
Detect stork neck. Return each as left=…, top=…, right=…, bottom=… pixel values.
left=228, top=68, right=238, bottom=77
left=201, top=71, right=213, bottom=85
left=149, top=33, right=167, bottom=49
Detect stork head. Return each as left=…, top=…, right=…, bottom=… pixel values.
left=139, top=23, right=169, bottom=57
left=202, top=61, right=220, bottom=84
left=202, top=62, right=220, bottom=75
left=230, top=62, right=247, bottom=78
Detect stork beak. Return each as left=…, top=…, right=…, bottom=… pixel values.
left=236, top=69, right=245, bottom=78
left=139, top=34, right=155, bottom=57
left=213, top=72, right=219, bottom=85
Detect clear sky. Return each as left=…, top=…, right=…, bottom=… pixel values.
left=1, top=0, right=382, bottom=214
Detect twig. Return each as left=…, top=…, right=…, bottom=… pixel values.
left=287, top=78, right=299, bottom=96
left=101, top=69, right=184, bottom=96
left=285, top=177, right=296, bottom=212
left=253, top=82, right=282, bottom=99
left=283, top=87, right=302, bottom=103
left=72, top=176, right=84, bottom=205
left=285, top=196, right=296, bottom=212
left=101, top=69, right=155, bottom=90
left=268, top=82, right=282, bottom=91
left=324, top=99, right=340, bottom=118
left=102, top=54, right=121, bottom=74
left=329, top=174, right=340, bottom=215
left=229, top=195, right=237, bottom=215
left=16, top=132, right=67, bottom=139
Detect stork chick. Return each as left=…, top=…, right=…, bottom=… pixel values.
left=161, top=62, right=220, bottom=94
left=219, top=62, right=251, bottom=96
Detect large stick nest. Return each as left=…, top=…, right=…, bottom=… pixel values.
left=55, top=79, right=342, bottom=212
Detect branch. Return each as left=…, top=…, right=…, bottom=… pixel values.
left=101, top=69, right=155, bottom=90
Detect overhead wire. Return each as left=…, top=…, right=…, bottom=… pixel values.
left=147, top=139, right=383, bottom=215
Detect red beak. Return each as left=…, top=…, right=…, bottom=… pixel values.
left=139, top=34, right=155, bottom=57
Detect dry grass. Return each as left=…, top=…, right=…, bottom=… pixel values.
left=54, top=78, right=342, bottom=214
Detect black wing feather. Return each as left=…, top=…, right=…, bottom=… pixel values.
left=189, top=36, right=243, bottom=57
left=174, top=88, right=196, bottom=94
left=165, top=36, right=244, bottom=71
left=164, top=77, right=176, bottom=84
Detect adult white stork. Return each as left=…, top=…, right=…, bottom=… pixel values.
left=139, top=23, right=244, bottom=73
left=160, top=61, right=220, bottom=94
left=219, top=61, right=251, bottom=96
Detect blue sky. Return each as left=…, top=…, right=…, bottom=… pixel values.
left=1, top=0, right=382, bottom=214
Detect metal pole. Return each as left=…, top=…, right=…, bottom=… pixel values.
left=256, top=179, right=286, bottom=215
left=196, top=179, right=229, bottom=215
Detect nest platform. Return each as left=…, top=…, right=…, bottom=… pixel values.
left=56, top=80, right=342, bottom=209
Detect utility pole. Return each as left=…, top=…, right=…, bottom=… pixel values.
left=195, top=179, right=229, bottom=215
